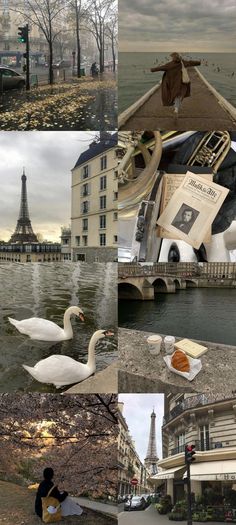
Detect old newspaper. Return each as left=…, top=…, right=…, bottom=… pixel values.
left=157, top=172, right=229, bottom=249
left=157, top=173, right=213, bottom=242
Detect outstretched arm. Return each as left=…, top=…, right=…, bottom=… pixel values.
left=150, top=63, right=169, bottom=72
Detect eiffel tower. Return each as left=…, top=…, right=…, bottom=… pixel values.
left=9, top=170, right=38, bottom=243
left=144, top=409, right=159, bottom=475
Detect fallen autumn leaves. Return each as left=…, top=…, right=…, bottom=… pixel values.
left=0, top=78, right=117, bottom=130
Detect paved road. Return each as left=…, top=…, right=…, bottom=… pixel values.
left=118, top=506, right=228, bottom=525
left=119, top=68, right=236, bottom=131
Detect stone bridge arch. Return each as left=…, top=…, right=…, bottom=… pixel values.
left=118, top=281, right=144, bottom=300
left=148, top=276, right=175, bottom=294
left=185, top=279, right=198, bottom=288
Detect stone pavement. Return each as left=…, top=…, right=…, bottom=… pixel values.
left=74, top=497, right=117, bottom=518
left=66, top=361, right=118, bottom=393
left=119, top=505, right=224, bottom=524
left=119, top=68, right=236, bottom=131
left=118, top=328, right=236, bottom=395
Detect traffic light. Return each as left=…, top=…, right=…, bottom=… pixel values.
left=18, top=26, right=28, bottom=43
left=185, top=444, right=196, bottom=464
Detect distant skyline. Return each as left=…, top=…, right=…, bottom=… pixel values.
left=119, top=394, right=164, bottom=462
left=0, top=131, right=98, bottom=243
left=119, top=0, right=236, bottom=52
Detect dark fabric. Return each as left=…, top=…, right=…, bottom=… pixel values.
left=151, top=59, right=201, bottom=106
left=35, top=480, right=68, bottom=519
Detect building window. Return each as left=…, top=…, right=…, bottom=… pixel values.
left=82, top=182, right=90, bottom=196
left=200, top=425, right=210, bottom=451
left=113, top=211, right=118, bottom=221
left=82, top=235, right=88, bottom=246
left=77, top=254, right=86, bottom=261
left=176, top=433, right=185, bottom=453
left=99, top=215, right=106, bottom=229
left=83, top=218, right=88, bottom=231
left=100, top=175, right=107, bottom=191
left=100, top=195, right=106, bottom=210
left=82, top=201, right=89, bottom=214
left=100, top=155, right=107, bottom=170
left=114, top=235, right=118, bottom=243
left=76, top=236, right=80, bottom=246
left=81, top=165, right=89, bottom=179
left=100, top=234, right=106, bottom=246
left=113, top=191, right=118, bottom=200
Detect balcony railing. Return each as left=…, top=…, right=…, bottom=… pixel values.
left=163, top=393, right=235, bottom=425
left=170, top=439, right=223, bottom=456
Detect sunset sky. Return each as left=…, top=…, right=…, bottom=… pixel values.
left=119, top=0, right=236, bottom=52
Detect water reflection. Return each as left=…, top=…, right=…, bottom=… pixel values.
left=0, top=262, right=117, bottom=392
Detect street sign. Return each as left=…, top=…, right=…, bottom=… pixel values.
left=130, top=478, right=138, bottom=485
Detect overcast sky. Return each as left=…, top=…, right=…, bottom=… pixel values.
left=0, top=131, right=98, bottom=242
left=119, top=394, right=164, bottom=462
left=119, top=0, right=236, bottom=52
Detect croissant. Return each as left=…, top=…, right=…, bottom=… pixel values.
left=171, top=350, right=190, bottom=373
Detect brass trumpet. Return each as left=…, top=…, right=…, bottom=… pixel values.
left=187, top=131, right=231, bottom=173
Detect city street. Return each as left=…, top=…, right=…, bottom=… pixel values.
left=118, top=505, right=226, bottom=524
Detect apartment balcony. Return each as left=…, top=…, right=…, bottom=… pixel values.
left=170, top=439, right=224, bottom=456
left=163, top=393, right=235, bottom=425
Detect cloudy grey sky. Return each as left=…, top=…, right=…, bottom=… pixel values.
left=119, top=394, right=164, bottom=462
left=119, top=0, right=236, bottom=52
left=0, top=131, right=97, bottom=242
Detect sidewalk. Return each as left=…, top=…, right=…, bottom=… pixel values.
left=119, top=505, right=227, bottom=524
left=75, top=497, right=117, bottom=518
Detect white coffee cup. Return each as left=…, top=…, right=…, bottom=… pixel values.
left=164, top=335, right=175, bottom=355
left=147, top=334, right=162, bottom=355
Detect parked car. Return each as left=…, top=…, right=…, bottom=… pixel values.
left=140, top=494, right=151, bottom=508
left=124, top=496, right=146, bottom=511
left=52, top=59, right=71, bottom=69
left=0, top=66, right=25, bottom=90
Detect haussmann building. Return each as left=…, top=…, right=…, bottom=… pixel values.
left=71, top=132, right=118, bottom=263
left=151, top=393, right=236, bottom=504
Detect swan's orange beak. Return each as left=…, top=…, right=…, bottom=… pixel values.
left=104, top=330, right=114, bottom=336
left=79, top=313, right=85, bottom=322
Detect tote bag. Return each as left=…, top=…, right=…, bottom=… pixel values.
left=181, top=61, right=190, bottom=84
left=41, top=485, right=62, bottom=523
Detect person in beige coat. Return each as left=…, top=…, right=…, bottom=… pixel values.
left=150, top=52, right=201, bottom=114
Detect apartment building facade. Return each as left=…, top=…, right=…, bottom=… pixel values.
left=151, top=393, right=236, bottom=505
left=71, top=133, right=118, bottom=263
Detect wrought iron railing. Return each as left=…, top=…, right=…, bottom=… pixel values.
left=170, top=439, right=218, bottom=456
left=163, top=393, right=235, bottom=425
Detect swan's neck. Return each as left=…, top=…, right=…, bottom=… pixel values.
left=63, top=309, right=73, bottom=338
left=87, top=333, right=99, bottom=370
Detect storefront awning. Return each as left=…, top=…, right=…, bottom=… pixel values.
left=183, top=461, right=236, bottom=481
left=151, top=465, right=187, bottom=480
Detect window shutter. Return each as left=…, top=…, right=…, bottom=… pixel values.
left=88, top=164, right=91, bottom=177
left=88, top=182, right=91, bottom=195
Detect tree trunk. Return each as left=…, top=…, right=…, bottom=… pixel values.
left=111, top=35, right=115, bottom=72
left=49, top=39, right=54, bottom=84
left=75, top=3, right=81, bottom=78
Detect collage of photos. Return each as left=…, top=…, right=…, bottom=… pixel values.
left=1, top=1, right=236, bottom=525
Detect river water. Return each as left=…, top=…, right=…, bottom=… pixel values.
left=119, top=288, right=236, bottom=345
left=119, top=52, right=236, bottom=113
left=0, top=263, right=117, bottom=392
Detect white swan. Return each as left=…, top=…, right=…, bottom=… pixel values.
left=8, top=306, right=85, bottom=342
left=22, top=329, right=114, bottom=388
